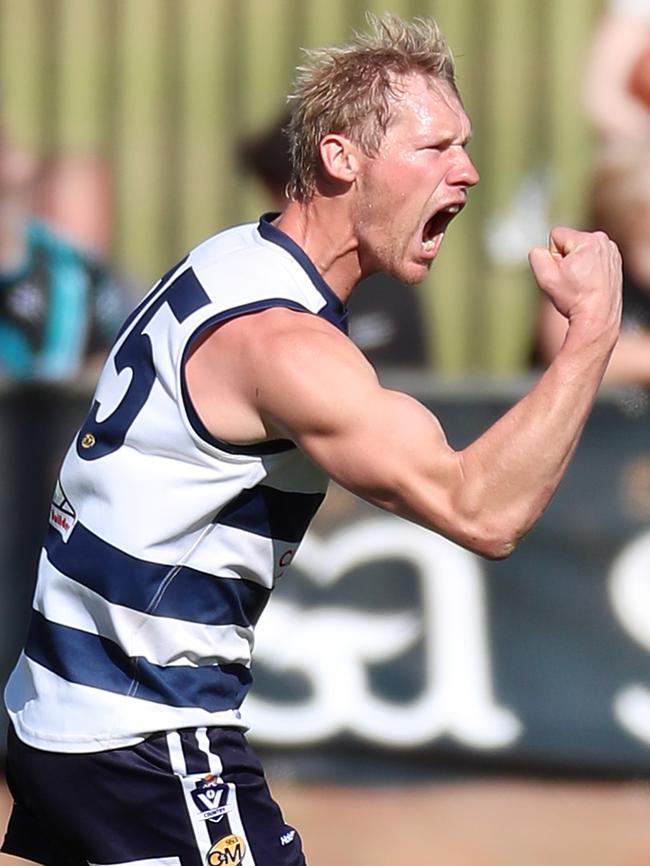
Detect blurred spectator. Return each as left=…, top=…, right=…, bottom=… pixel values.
left=238, top=113, right=428, bottom=368
left=583, top=0, right=650, bottom=147
left=537, top=2, right=650, bottom=384
left=37, top=151, right=113, bottom=256
left=0, top=133, right=130, bottom=382
left=0, top=130, right=133, bottom=750
left=536, top=145, right=650, bottom=385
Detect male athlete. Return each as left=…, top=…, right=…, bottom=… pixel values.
left=2, top=14, right=621, bottom=866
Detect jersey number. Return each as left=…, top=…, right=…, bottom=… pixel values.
left=76, top=262, right=210, bottom=460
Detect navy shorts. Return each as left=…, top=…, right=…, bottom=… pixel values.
left=2, top=724, right=306, bottom=866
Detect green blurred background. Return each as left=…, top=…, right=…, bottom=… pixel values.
left=0, top=0, right=604, bottom=373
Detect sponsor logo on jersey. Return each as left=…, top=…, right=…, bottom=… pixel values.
left=278, top=548, right=295, bottom=569
left=191, top=774, right=231, bottom=822
left=207, top=834, right=246, bottom=866
left=49, top=479, right=77, bottom=542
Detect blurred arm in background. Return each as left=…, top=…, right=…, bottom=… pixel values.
left=537, top=147, right=650, bottom=385
left=538, top=1, right=650, bottom=385
left=583, top=0, right=650, bottom=145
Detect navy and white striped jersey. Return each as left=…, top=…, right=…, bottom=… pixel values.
left=5, top=214, right=347, bottom=753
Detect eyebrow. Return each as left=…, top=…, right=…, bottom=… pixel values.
left=428, top=128, right=473, bottom=148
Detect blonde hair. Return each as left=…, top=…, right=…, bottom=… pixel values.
left=286, top=13, right=458, bottom=202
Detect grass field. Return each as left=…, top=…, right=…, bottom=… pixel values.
left=2, top=774, right=650, bottom=865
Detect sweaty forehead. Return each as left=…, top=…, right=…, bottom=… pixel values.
left=389, top=74, right=471, bottom=140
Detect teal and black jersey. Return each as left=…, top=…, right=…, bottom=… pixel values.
left=0, top=219, right=128, bottom=380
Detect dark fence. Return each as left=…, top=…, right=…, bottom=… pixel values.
left=1, top=377, right=649, bottom=779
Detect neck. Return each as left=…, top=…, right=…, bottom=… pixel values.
left=274, top=197, right=364, bottom=304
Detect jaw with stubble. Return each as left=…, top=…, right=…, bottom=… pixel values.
left=355, top=200, right=466, bottom=285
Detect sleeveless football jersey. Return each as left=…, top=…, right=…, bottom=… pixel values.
left=5, top=214, right=347, bottom=752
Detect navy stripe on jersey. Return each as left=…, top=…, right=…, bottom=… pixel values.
left=258, top=214, right=349, bottom=333
left=44, top=524, right=270, bottom=626
left=215, top=485, right=324, bottom=542
left=25, top=611, right=251, bottom=712
left=180, top=298, right=311, bottom=456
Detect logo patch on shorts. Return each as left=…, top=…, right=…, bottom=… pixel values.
left=280, top=828, right=296, bottom=846
left=191, top=774, right=231, bottom=822
left=207, top=834, right=246, bottom=866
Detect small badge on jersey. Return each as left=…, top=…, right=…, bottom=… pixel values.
left=191, top=774, right=232, bottom=823
left=207, top=834, right=246, bottom=866
left=49, top=479, right=77, bottom=543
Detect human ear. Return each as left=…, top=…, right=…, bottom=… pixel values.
left=319, top=134, right=360, bottom=185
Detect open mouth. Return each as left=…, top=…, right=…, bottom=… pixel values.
left=422, top=203, right=464, bottom=253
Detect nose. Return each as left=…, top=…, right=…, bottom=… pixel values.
left=449, top=148, right=479, bottom=188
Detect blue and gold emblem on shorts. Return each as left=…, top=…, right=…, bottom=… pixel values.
left=207, top=834, right=246, bottom=866
left=191, top=774, right=231, bottom=823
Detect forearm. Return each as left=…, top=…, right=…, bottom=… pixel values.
left=456, top=323, right=616, bottom=556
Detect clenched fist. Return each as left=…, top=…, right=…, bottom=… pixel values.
left=529, top=227, right=622, bottom=341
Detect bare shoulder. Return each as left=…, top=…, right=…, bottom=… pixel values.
left=185, top=305, right=377, bottom=446
left=191, top=305, right=372, bottom=380
left=239, top=307, right=382, bottom=424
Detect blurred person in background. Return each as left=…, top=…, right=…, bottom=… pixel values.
left=539, top=1, right=650, bottom=385
left=583, top=0, right=650, bottom=148
left=0, top=131, right=129, bottom=383
left=37, top=151, right=114, bottom=263
left=239, top=112, right=429, bottom=369
left=0, top=126, right=133, bottom=756
left=537, top=146, right=650, bottom=385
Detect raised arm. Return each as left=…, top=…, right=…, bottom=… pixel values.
left=186, top=227, right=621, bottom=560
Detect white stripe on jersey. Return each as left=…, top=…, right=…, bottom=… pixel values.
left=7, top=655, right=246, bottom=751
left=33, top=556, right=254, bottom=667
